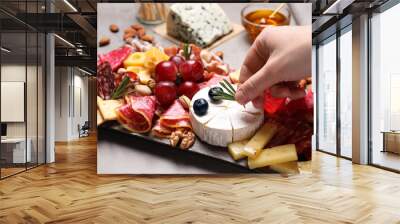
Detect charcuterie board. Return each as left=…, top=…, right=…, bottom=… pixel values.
left=101, top=123, right=270, bottom=172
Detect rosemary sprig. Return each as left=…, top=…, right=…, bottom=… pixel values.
left=213, top=95, right=235, bottom=101
left=215, top=80, right=236, bottom=101
left=220, top=79, right=236, bottom=95
left=223, top=79, right=236, bottom=94
left=111, top=76, right=130, bottom=99
left=216, top=91, right=235, bottom=100
left=216, top=80, right=245, bottom=108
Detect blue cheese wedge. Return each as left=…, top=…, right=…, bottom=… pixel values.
left=167, top=3, right=233, bottom=47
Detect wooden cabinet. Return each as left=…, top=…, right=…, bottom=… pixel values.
left=382, top=132, right=400, bottom=154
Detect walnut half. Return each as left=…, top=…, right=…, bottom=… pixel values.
left=169, top=129, right=184, bottom=147
left=169, top=129, right=195, bottom=150
left=179, top=130, right=195, bottom=150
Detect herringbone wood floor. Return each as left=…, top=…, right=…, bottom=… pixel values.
left=1, top=135, right=400, bottom=224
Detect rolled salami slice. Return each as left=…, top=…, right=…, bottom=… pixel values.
left=116, top=95, right=156, bottom=133
left=151, top=120, right=174, bottom=138
left=159, top=100, right=192, bottom=130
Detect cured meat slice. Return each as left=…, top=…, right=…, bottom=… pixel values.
left=161, top=119, right=192, bottom=129
left=97, top=61, right=115, bottom=100
left=198, top=74, right=229, bottom=89
left=116, top=95, right=156, bottom=133
left=98, top=46, right=132, bottom=71
left=159, top=100, right=191, bottom=129
left=151, top=120, right=174, bottom=138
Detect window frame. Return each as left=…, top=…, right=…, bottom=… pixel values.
left=315, top=23, right=353, bottom=161
left=367, top=0, right=400, bottom=173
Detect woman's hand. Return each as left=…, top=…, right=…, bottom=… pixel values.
left=235, top=25, right=311, bottom=107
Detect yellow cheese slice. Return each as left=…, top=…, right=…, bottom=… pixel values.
left=228, top=140, right=249, bottom=161
left=243, top=122, right=278, bottom=158
left=269, top=161, right=300, bottom=174
left=248, top=144, right=298, bottom=169
left=97, top=96, right=123, bottom=121
left=97, top=109, right=104, bottom=126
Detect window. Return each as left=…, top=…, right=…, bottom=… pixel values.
left=317, top=35, right=337, bottom=154
left=370, top=2, right=400, bottom=171
left=339, top=27, right=352, bottom=158
left=0, top=1, right=46, bottom=179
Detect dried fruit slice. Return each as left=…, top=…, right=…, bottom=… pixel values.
left=124, top=52, right=146, bottom=67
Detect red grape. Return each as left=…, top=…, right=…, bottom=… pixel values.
left=179, top=60, right=204, bottom=82
left=155, top=61, right=178, bottom=82
left=169, top=55, right=185, bottom=68
left=178, top=81, right=200, bottom=99
left=154, top=81, right=177, bottom=106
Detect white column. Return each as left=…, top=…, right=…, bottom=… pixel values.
left=352, top=14, right=369, bottom=164
left=45, top=0, right=56, bottom=163
left=46, top=33, right=55, bottom=163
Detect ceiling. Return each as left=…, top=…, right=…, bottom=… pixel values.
left=0, top=0, right=394, bottom=69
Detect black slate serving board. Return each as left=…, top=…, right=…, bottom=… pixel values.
left=101, top=123, right=275, bottom=173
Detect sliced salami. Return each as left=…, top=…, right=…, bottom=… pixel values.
left=116, top=95, right=156, bottom=133
left=159, top=100, right=191, bottom=129
left=97, top=61, right=115, bottom=100
left=151, top=120, right=174, bottom=138
left=98, top=46, right=132, bottom=71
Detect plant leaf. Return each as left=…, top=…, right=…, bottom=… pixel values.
left=214, top=95, right=235, bottom=101
left=215, top=91, right=235, bottom=99
left=219, top=81, right=235, bottom=96
left=111, top=76, right=130, bottom=99
left=223, top=79, right=236, bottom=94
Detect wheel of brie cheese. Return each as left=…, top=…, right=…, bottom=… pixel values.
left=190, top=85, right=264, bottom=147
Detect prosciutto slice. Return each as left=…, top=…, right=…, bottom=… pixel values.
left=116, top=95, right=156, bottom=133
left=159, top=100, right=192, bottom=130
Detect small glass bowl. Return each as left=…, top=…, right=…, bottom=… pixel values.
left=241, top=3, right=290, bottom=42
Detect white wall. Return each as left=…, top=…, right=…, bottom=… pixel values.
left=54, top=67, right=89, bottom=141
left=1, top=63, right=46, bottom=163
left=54, top=66, right=69, bottom=141
left=1, top=65, right=39, bottom=138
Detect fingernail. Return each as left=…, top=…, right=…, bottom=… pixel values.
left=235, top=89, right=247, bottom=105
